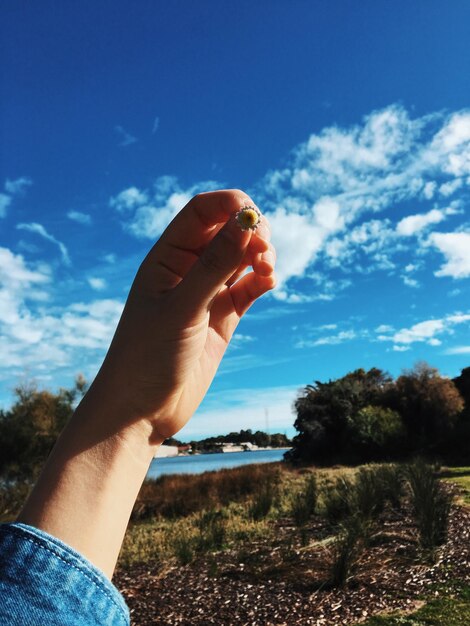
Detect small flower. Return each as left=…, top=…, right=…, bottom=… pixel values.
left=235, top=205, right=262, bottom=231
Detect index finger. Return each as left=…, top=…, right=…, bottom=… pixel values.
left=161, top=189, right=258, bottom=251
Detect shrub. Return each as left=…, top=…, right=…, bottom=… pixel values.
left=406, top=459, right=453, bottom=555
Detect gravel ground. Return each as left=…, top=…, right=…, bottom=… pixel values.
left=115, top=489, right=470, bottom=625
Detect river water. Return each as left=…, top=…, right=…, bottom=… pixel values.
left=146, top=448, right=289, bottom=479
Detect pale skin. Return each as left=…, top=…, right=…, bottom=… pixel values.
left=18, top=190, right=277, bottom=579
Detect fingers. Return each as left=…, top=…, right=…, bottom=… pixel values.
left=230, top=271, right=277, bottom=317
left=173, top=212, right=253, bottom=315
left=161, top=190, right=255, bottom=251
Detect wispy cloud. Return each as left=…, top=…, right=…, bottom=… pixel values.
left=1, top=176, right=32, bottom=218
left=446, top=346, right=470, bottom=355
left=152, top=116, right=160, bottom=134
left=87, top=277, right=107, bottom=291
left=109, top=175, right=220, bottom=238
left=5, top=177, right=32, bottom=195
left=16, top=222, right=70, bottom=265
left=67, top=210, right=92, bottom=225
left=115, top=125, right=137, bottom=147
left=377, top=312, right=470, bottom=347
left=108, top=105, right=470, bottom=303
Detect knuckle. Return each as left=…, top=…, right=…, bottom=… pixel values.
left=199, top=248, right=227, bottom=274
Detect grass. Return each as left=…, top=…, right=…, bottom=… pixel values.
left=440, top=466, right=470, bottom=506
left=406, top=460, right=453, bottom=556
left=132, top=462, right=283, bottom=519
left=361, top=585, right=470, bottom=625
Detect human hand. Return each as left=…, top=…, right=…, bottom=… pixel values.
left=92, top=190, right=276, bottom=443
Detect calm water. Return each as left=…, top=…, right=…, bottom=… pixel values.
left=147, top=448, right=289, bottom=479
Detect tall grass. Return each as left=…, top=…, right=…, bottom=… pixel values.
left=406, top=459, right=453, bottom=555
left=330, top=515, right=366, bottom=587
left=291, top=474, right=317, bottom=526
left=133, top=463, right=282, bottom=520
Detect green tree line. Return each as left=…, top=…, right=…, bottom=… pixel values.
left=286, top=362, right=470, bottom=465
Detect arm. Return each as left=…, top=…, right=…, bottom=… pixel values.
left=17, top=190, right=276, bottom=578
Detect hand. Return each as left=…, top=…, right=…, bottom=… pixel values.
left=92, top=190, right=276, bottom=443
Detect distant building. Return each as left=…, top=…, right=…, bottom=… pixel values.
left=154, top=445, right=179, bottom=458
left=221, top=442, right=259, bottom=453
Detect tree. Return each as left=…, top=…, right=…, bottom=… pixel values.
left=287, top=368, right=392, bottom=464
left=386, top=362, right=463, bottom=451
left=346, top=405, right=405, bottom=460
left=0, top=376, right=88, bottom=481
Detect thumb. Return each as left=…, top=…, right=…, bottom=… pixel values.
left=174, top=213, right=252, bottom=312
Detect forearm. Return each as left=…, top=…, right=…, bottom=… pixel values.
left=17, top=385, right=159, bottom=579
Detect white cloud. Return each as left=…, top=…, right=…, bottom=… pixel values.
left=1, top=176, right=32, bottom=218
left=0, top=194, right=11, bottom=218
left=5, top=177, right=32, bottom=195
left=378, top=311, right=470, bottom=347
left=0, top=246, right=123, bottom=378
left=152, top=116, right=160, bottom=134
left=68, top=210, right=92, bottom=225
left=428, top=231, right=470, bottom=278
left=115, top=125, right=137, bottom=147
left=402, top=275, right=419, bottom=288
left=88, top=277, right=107, bottom=291
left=376, top=324, right=394, bottom=333
left=17, top=222, right=70, bottom=265
left=110, top=187, right=149, bottom=212
left=297, top=329, right=357, bottom=348
left=439, top=178, right=463, bottom=197
left=446, top=346, right=470, bottom=355
left=110, top=176, right=220, bottom=239
left=252, top=106, right=470, bottom=295
left=396, top=207, right=456, bottom=237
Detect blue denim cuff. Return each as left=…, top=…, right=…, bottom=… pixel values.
left=0, top=522, right=129, bottom=626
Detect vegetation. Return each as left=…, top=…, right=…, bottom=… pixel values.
left=287, top=362, right=468, bottom=466
left=165, top=429, right=291, bottom=453
left=361, top=586, right=470, bottom=626
left=406, top=459, right=453, bottom=557
left=1, top=365, right=469, bottom=622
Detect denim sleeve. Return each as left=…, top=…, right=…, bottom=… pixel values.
left=0, top=522, right=130, bottom=626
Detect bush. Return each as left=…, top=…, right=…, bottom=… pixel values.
left=406, top=459, right=453, bottom=555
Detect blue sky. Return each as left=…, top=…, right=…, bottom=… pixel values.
left=1, top=1, right=469, bottom=439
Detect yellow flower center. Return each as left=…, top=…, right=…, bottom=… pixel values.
left=237, top=208, right=260, bottom=229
